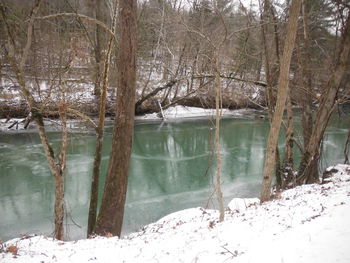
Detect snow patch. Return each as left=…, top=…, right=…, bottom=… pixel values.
left=228, top=198, right=260, bottom=212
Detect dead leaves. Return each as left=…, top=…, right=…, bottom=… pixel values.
left=6, top=245, right=18, bottom=255
left=0, top=242, right=19, bottom=258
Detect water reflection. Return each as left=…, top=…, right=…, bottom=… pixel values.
left=0, top=115, right=349, bottom=241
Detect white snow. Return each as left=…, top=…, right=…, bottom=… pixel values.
left=1, top=164, right=350, bottom=263
left=228, top=198, right=260, bottom=212
left=136, top=105, right=256, bottom=121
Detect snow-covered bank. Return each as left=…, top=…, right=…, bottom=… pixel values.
left=1, top=106, right=262, bottom=132
left=1, top=164, right=350, bottom=263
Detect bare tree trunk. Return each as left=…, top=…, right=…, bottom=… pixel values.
left=297, top=15, right=350, bottom=184
left=260, top=0, right=302, bottom=202
left=92, top=0, right=103, bottom=101
left=214, top=54, right=224, bottom=222
left=281, top=90, right=294, bottom=189
left=300, top=0, right=314, bottom=148
left=94, top=0, right=137, bottom=237
left=35, top=115, right=65, bottom=240
left=54, top=104, right=68, bottom=240
left=259, top=0, right=283, bottom=188
left=344, top=128, right=350, bottom=164
left=87, top=4, right=117, bottom=236
left=259, top=0, right=274, bottom=113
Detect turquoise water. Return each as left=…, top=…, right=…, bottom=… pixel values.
left=0, top=114, right=348, bottom=241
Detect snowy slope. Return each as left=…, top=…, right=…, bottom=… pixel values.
left=1, top=164, right=350, bottom=263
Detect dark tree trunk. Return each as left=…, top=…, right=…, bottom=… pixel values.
left=94, top=0, right=137, bottom=237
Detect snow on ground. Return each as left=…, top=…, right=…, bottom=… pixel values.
left=1, top=164, right=350, bottom=263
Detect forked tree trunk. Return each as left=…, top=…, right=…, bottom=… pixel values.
left=94, top=0, right=137, bottom=237
left=260, top=0, right=302, bottom=202
left=297, top=15, right=350, bottom=184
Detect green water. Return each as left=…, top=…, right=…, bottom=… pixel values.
left=0, top=114, right=349, bottom=241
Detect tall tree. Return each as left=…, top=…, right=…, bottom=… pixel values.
left=94, top=0, right=137, bottom=236
left=260, top=0, right=302, bottom=202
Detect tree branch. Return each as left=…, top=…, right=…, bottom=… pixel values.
left=34, top=13, right=118, bottom=45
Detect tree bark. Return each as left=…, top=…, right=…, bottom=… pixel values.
left=94, top=0, right=137, bottom=237
left=297, top=15, right=350, bottom=184
left=260, top=0, right=302, bottom=202
left=281, top=89, right=294, bottom=189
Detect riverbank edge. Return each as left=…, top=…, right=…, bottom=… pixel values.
left=0, top=105, right=266, bottom=132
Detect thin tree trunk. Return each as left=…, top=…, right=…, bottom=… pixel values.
left=214, top=54, right=224, bottom=222
left=300, top=0, right=313, bottom=148
left=260, top=0, right=302, bottom=202
left=87, top=4, right=117, bottom=236
left=297, top=15, right=350, bottom=184
left=344, top=128, right=350, bottom=164
left=94, top=0, right=137, bottom=237
left=53, top=104, right=68, bottom=240
left=93, top=0, right=103, bottom=101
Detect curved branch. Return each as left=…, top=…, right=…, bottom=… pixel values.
left=34, top=13, right=118, bottom=45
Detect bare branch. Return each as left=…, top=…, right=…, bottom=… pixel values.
left=34, top=13, right=118, bottom=45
